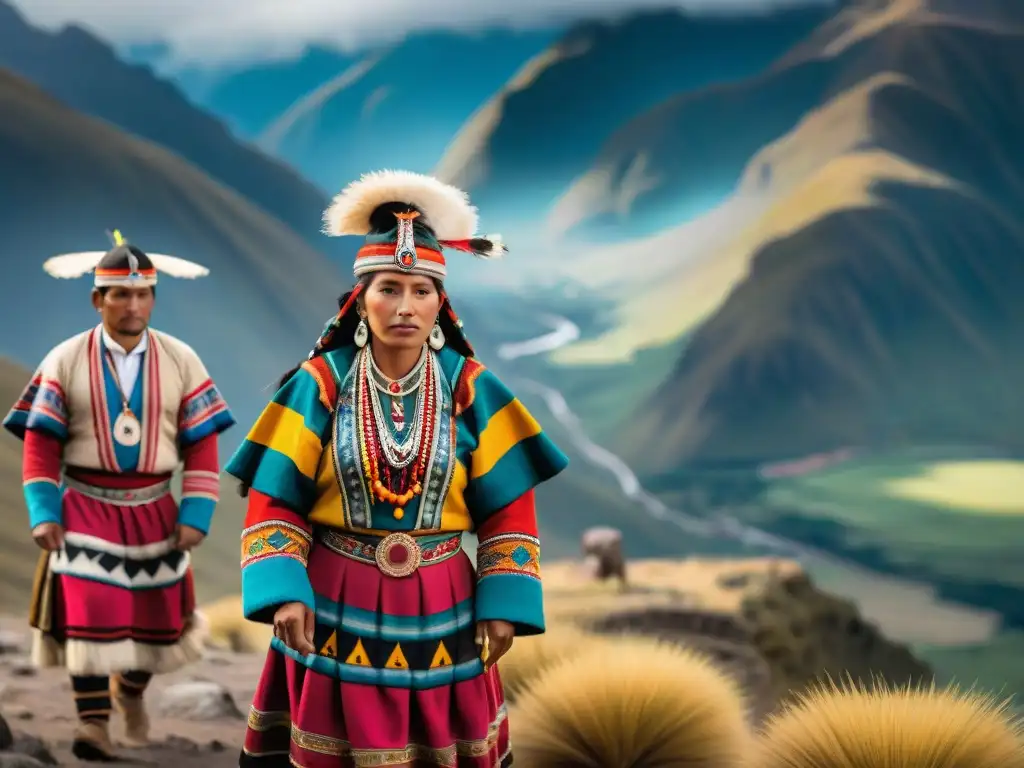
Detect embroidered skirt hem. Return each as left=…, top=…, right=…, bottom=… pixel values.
left=238, top=703, right=513, bottom=767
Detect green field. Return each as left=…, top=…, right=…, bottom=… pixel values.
left=761, top=452, right=1024, bottom=592
left=917, top=629, right=1024, bottom=708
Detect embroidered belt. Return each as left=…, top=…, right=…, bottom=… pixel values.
left=62, top=476, right=172, bottom=505
left=318, top=530, right=464, bottom=578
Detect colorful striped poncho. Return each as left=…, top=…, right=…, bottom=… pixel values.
left=227, top=344, right=569, bottom=638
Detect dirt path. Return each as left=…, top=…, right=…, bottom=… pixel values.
left=0, top=617, right=265, bottom=766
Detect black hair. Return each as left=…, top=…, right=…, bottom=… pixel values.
left=367, top=201, right=438, bottom=241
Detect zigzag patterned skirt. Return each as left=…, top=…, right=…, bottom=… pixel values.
left=28, top=470, right=203, bottom=675
left=240, top=533, right=512, bottom=768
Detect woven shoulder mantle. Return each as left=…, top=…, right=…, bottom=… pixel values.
left=301, top=350, right=482, bottom=415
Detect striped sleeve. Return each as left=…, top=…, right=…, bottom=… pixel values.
left=225, top=362, right=334, bottom=622
left=2, top=353, right=69, bottom=443
left=240, top=490, right=315, bottom=623
left=462, top=366, right=569, bottom=523
left=22, top=429, right=63, bottom=530
left=176, top=433, right=221, bottom=534
left=177, top=352, right=236, bottom=448
left=3, top=352, right=69, bottom=531
left=224, top=364, right=332, bottom=512
left=475, top=490, right=544, bottom=636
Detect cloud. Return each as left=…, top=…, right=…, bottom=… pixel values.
left=10, top=0, right=835, bottom=68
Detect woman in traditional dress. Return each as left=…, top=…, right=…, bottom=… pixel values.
left=228, top=170, right=569, bottom=767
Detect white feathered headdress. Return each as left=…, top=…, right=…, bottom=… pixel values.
left=42, top=229, right=209, bottom=288
left=322, top=170, right=506, bottom=279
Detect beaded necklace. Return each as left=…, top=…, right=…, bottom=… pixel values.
left=368, top=344, right=426, bottom=435
left=356, top=346, right=438, bottom=521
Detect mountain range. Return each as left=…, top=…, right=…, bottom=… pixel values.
left=434, top=6, right=832, bottom=231
left=7, top=0, right=1022, bottom=465
left=12, top=0, right=1020, bottom=471
left=199, top=31, right=559, bottom=193
left=431, top=0, right=1024, bottom=475
left=612, top=0, right=1024, bottom=471
left=0, top=0, right=344, bottom=257
left=145, top=7, right=828, bottom=229
left=3, top=0, right=1023, bottom=629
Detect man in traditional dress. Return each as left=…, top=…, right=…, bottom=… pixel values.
left=2, top=231, right=236, bottom=761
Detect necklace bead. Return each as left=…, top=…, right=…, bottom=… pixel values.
left=356, top=346, right=437, bottom=526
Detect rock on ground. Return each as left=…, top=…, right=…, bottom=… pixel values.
left=6, top=736, right=57, bottom=765
left=0, top=616, right=258, bottom=767
left=0, top=754, right=49, bottom=767
left=156, top=681, right=245, bottom=720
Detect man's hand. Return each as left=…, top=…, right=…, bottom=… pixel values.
left=273, top=602, right=315, bottom=655
left=476, top=620, right=515, bottom=671
left=32, top=522, right=64, bottom=551
left=174, top=524, right=206, bottom=551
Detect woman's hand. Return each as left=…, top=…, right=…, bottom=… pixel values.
left=273, top=602, right=316, bottom=655
left=476, top=620, right=515, bottom=671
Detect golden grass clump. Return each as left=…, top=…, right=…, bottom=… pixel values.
left=498, top=621, right=610, bottom=699
left=759, top=680, right=1024, bottom=768
left=509, top=636, right=752, bottom=767
left=200, top=594, right=271, bottom=652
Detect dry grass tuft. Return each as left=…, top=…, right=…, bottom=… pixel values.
left=759, top=679, right=1024, bottom=768
left=201, top=594, right=271, bottom=653
left=498, top=621, right=610, bottom=700
left=510, top=636, right=751, bottom=767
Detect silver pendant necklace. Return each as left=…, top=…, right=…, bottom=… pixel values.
left=368, top=345, right=427, bottom=437
left=362, top=350, right=423, bottom=467
left=103, top=349, right=142, bottom=447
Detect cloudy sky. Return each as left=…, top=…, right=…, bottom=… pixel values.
left=10, top=0, right=834, bottom=67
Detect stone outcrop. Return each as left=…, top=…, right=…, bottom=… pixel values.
left=542, top=553, right=932, bottom=720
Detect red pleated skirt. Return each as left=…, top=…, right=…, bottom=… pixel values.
left=240, top=536, right=512, bottom=767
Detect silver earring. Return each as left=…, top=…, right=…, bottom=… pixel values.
left=354, top=318, right=369, bottom=348
left=428, top=321, right=445, bottom=351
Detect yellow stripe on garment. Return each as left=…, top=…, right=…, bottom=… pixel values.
left=246, top=402, right=322, bottom=480
left=308, top=441, right=344, bottom=527
left=470, top=399, right=541, bottom=479
left=439, top=459, right=472, bottom=530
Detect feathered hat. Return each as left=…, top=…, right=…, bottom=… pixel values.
left=41, top=229, right=209, bottom=288
left=322, top=169, right=506, bottom=279
left=310, top=170, right=506, bottom=357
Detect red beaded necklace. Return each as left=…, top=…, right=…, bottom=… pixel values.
left=356, top=348, right=437, bottom=521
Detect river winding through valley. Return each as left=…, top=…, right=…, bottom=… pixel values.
left=495, top=313, right=825, bottom=557
left=490, top=315, right=1001, bottom=644
left=492, top=310, right=1007, bottom=632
